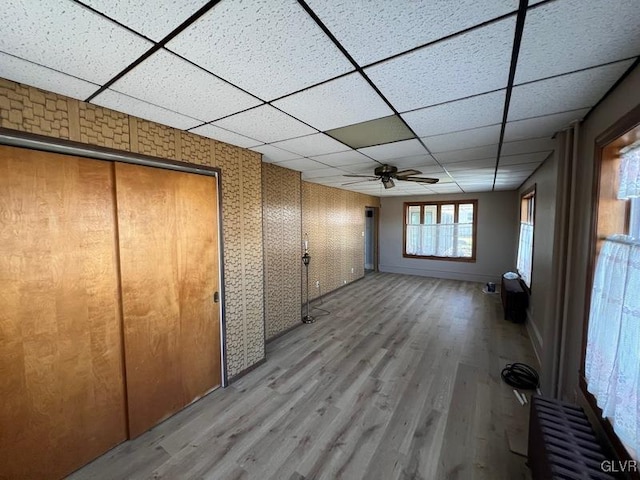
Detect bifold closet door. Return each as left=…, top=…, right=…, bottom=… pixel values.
left=0, top=146, right=127, bottom=480
left=114, top=163, right=221, bottom=438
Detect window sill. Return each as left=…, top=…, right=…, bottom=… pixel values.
left=403, top=253, right=476, bottom=263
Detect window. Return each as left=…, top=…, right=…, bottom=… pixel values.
left=403, top=200, right=477, bottom=261
left=516, top=186, right=535, bottom=288
left=584, top=123, right=640, bottom=460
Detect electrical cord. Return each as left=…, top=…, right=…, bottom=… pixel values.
left=501, top=363, right=539, bottom=390
left=311, top=284, right=330, bottom=316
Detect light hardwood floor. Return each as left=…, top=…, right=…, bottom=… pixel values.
left=68, top=273, right=537, bottom=480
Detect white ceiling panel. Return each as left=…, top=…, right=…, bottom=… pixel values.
left=402, top=90, right=505, bottom=137
left=274, top=158, right=328, bottom=172
left=0, top=0, right=152, bottom=85
left=425, top=184, right=463, bottom=193
left=498, top=161, right=542, bottom=174
left=189, top=124, right=262, bottom=148
left=434, top=145, right=499, bottom=164
left=270, top=133, right=349, bottom=157
left=110, top=49, right=260, bottom=122
left=504, top=109, right=590, bottom=142
left=516, top=0, right=640, bottom=84
left=306, top=0, right=518, bottom=66
left=92, top=89, right=202, bottom=130
left=391, top=154, right=439, bottom=169
left=310, top=150, right=374, bottom=167
left=422, top=124, right=502, bottom=153
left=499, top=151, right=550, bottom=166
left=509, top=60, right=634, bottom=121
left=358, top=139, right=427, bottom=161
left=365, top=18, right=515, bottom=112
left=445, top=158, right=498, bottom=171
left=272, top=73, right=392, bottom=131
left=213, top=105, right=316, bottom=144
left=0, top=52, right=99, bottom=100
left=302, top=167, right=347, bottom=179
left=501, top=138, right=555, bottom=156
left=166, top=0, right=353, bottom=101
left=82, top=0, right=209, bottom=42
left=251, top=144, right=301, bottom=163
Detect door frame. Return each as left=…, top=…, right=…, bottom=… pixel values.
left=0, top=127, right=229, bottom=386
left=365, top=206, right=380, bottom=272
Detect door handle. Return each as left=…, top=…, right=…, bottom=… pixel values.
left=213, top=291, right=220, bottom=303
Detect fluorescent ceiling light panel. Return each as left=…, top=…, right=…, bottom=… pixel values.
left=504, top=108, right=590, bottom=142
left=272, top=73, right=393, bottom=131
left=358, top=139, right=427, bottom=161
left=305, top=0, right=517, bottom=65
left=365, top=18, right=515, bottom=112
left=166, top=0, right=353, bottom=101
left=0, top=52, right=99, bottom=100
left=81, top=0, right=210, bottom=42
left=516, top=0, right=640, bottom=84
left=0, top=0, right=152, bottom=85
left=422, top=124, right=501, bottom=153
left=251, top=144, right=301, bottom=163
left=501, top=138, right=555, bottom=156
left=110, top=50, right=260, bottom=122
left=434, top=145, right=499, bottom=164
left=190, top=124, right=262, bottom=148
left=92, top=89, right=202, bottom=130
left=402, top=90, right=505, bottom=137
left=325, top=115, right=415, bottom=149
left=213, top=105, right=316, bottom=144
left=310, top=150, right=374, bottom=167
left=270, top=133, right=349, bottom=157
left=509, top=60, right=634, bottom=121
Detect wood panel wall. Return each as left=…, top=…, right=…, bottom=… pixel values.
left=0, top=78, right=264, bottom=378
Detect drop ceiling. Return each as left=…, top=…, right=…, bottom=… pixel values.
left=1, top=0, right=639, bottom=196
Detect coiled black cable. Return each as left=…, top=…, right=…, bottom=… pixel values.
left=501, top=363, right=539, bottom=390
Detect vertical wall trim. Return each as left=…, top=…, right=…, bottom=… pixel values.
left=67, top=99, right=81, bottom=142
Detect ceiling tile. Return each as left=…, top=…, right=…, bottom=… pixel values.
left=110, top=49, right=261, bottom=122
left=498, top=162, right=542, bottom=173
left=434, top=145, right=499, bottom=164
left=503, top=109, right=590, bottom=142
left=422, top=124, right=502, bottom=153
left=270, top=133, right=349, bottom=157
left=501, top=138, right=555, bottom=156
left=251, top=144, right=301, bottom=163
left=81, top=0, right=209, bottom=42
left=0, top=52, right=99, bottom=100
left=213, top=105, right=316, bottom=144
left=358, top=139, right=427, bottom=161
left=445, top=158, right=498, bottom=171
left=275, top=158, right=328, bottom=172
left=189, top=124, right=262, bottom=148
left=92, top=89, right=201, bottom=130
left=310, top=150, right=374, bottom=167
left=365, top=18, right=515, bottom=111
left=305, top=0, right=518, bottom=65
left=166, top=0, right=353, bottom=101
left=391, top=154, right=439, bottom=169
left=272, top=73, right=393, bottom=131
left=509, top=60, right=634, bottom=121
left=499, top=152, right=550, bottom=166
left=302, top=167, right=347, bottom=179
left=325, top=115, right=415, bottom=149
left=402, top=90, right=505, bottom=137
left=0, top=0, right=152, bottom=85
left=516, top=0, right=640, bottom=84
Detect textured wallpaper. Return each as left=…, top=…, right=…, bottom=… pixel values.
left=0, top=79, right=264, bottom=379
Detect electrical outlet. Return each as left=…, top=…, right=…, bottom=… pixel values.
left=315, top=280, right=320, bottom=288
left=351, top=267, right=354, bottom=274
left=344, top=280, right=347, bottom=284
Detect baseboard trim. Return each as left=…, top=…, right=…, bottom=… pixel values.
left=525, top=311, right=543, bottom=368
left=378, top=264, right=499, bottom=284
left=228, top=357, right=267, bottom=384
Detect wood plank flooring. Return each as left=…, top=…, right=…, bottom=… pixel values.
left=67, top=273, right=538, bottom=480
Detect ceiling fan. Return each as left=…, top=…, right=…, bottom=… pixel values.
left=343, top=164, right=439, bottom=189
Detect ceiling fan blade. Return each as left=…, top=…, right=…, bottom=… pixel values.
left=342, top=178, right=380, bottom=186
left=343, top=174, right=379, bottom=178
left=400, top=176, right=440, bottom=184
left=395, top=169, right=422, bottom=178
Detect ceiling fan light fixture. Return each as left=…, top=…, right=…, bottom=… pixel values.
left=382, top=177, right=395, bottom=189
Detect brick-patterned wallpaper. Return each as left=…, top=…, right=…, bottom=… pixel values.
left=262, top=163, right=302, bottom=340
left=301, top=182, right=380, bottom=301
left=0, top=79, right=264, bottom=379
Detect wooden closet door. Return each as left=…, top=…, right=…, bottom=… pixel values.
left=114, top=163, right=221, bottom=437
left=0, top=146, right=127, bottom=480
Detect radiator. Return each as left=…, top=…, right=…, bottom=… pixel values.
left=528, top=395, right=619, bottom=479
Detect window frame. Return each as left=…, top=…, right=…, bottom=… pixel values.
left=516, top=185, right=536, bottom=290
left=402, top=199, right=478, bottom=262
left=581, top=103, right=640, bottom=467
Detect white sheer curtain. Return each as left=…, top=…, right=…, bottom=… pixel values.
left=517, top=223, right=534, bottom=286
left=586, top=235, right=640, bottom=458
left=618, top=144, right=640, bottom=199
left=406, top=223, right=471, bottom=257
